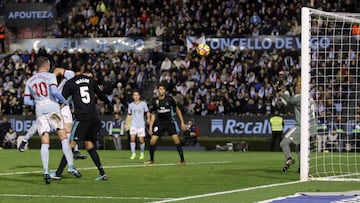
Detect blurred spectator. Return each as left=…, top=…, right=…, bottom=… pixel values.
left=0, top=116, right=11, bottom=147
left=0, top=24, right=4, bottom=54
left=182, top=119, right=199, bottom=146
left=3, top=127, right=16, bottom=149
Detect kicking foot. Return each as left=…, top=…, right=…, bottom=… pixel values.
left=68, top=166, right=82, bottom=178
left=18, top=141, right=27, bottom=152
left=73, top=152, right=87, bottom=160
left=285, top=158, right=295, bottom=166
left=282, top=158, right=295, bottom=173
left=95, top=174, right=108, bottom=181
left=49, top=171, right=61, bottom=180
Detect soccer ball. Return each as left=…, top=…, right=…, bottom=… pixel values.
left=196, top=44, right=210, bottom=56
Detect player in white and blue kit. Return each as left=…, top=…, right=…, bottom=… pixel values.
left=20, top=68, right=87, bottom=160
left=23, top=56, right=80, bottom=184
left=126, top=90, right=150, bottom=160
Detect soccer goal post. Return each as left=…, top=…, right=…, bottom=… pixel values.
left=301, top=7, right=360, bottom=182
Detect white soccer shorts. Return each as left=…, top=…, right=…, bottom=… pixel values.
left=60, top=105, right=73, bottom=124
left=37, top=112, right=64, bottom=136
left=130, top=127, right=146, bottom=137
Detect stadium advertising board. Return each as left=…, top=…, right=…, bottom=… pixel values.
left=5, top=3, right=56, bottom=27
left=190, top=115, right=295, bottom=136
left=10, top=37, right=162, bottom=53
left=187, top=36, right=331, bottom=51
left=8, top=115, right=295, bottom=137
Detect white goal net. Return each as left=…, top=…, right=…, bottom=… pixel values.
left=301, top=7, right=360, bottom=181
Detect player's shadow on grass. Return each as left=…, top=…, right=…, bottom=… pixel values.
left=0, top=175, right=43, bottom=185
left=9, top=165, right=40, bottom=170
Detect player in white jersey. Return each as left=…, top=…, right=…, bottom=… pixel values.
left=19, top=68, right=87, bottom=160
left=126, top=90, right=150, bottom=160
left=23, top=56, right=80, bottom=184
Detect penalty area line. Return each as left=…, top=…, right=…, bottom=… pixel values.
left=0, top=193, right=170, bottom=201
left=150, top=181, right=302, bottom=203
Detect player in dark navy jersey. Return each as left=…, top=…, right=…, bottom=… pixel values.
left=51, top=61, right=110, bottom=181
left=145, top=83, right=186, bottom=165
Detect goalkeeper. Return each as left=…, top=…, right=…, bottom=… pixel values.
left=278, top=83, right=316, bottom=173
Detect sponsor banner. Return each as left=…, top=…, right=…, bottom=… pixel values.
left=192, top=115, right=294, bottom=136
left=10, top=37, right=162, bottom=53
left=8, top=115, right=294, bottom=137
left=5, top=3, right=56, bottom=27
left=187, top=36, right=333, bottom=51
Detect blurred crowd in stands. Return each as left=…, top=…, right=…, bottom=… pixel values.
left=0, top=0, right=358, bottom=117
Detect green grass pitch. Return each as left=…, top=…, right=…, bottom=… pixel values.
left=0, top=149, right=359, bottom=203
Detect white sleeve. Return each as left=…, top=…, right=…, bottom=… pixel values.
left=63, top=70, right=75, bottom=80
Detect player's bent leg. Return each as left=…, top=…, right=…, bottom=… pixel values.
left=85, top=141, right=107, bottom=180
left=57, top=129, right=82, bottom=178
left=19, top=121, right=38, bottom=152
left=65, top=123, right=86, bottom=160
left=172, top=134, right=185, bottom=164
left=139, top=137, right=145, bottom=160
left=149, top=135, right=159, bottom=146
left=40, top=133, right=51, bottom=184
left=145, top=135, right=159, bottom=164
left=280, top=137, right=294, bottom=173
left=130, top=133, right=137, bottom=159
left=280, top=137, right=292, bottom=159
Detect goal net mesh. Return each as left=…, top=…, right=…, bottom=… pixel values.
left=305, top=8, right=360, bottom=181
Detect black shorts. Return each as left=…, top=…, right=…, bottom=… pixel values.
left=70, top=120, right=102, bottom=142
left=152, top=121, right=179, bottom=136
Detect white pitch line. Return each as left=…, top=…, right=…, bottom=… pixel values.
left=0, top=193, right=170, bottom=201
left=150, top=181, right=302, bottom=203
left=0, top=161, right=230, bottom=176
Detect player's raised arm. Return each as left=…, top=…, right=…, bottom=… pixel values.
left=53, top=68, right=75, bottom=80
left=52, top=68, right=65, bottom=76
left=92, top=79, right=111, bottom=105
left=50, top=84, right=67, bottom=104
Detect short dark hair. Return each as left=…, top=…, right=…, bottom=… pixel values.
left=84, top=69, right=94, bottom=77
left=35, top=56, right=49, bottom=69
left=72, top=59, right=84, bottom=72
left=157, top=82, right=167, bottom=89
